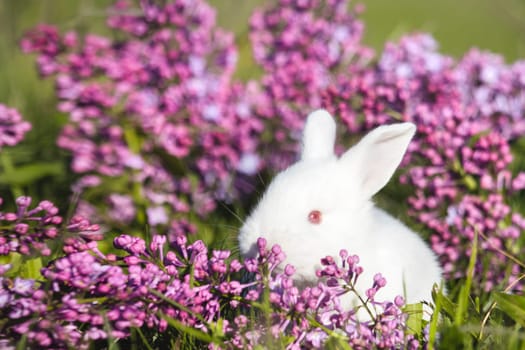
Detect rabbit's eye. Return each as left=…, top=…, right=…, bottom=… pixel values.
left=308, top=210, right=322, bottom=224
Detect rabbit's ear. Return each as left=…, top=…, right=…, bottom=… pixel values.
left=341, top=122, right=416, bottom=198
left=301, top=109, right=336, bottom=161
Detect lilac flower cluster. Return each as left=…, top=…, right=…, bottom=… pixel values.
left=404, top=122, right=525, bottom=291
left=0, top=227, right=421, bottom=349
left=21, top=0, right=264, bottom=235
left=400, top=110, right=525, bottom=292
left=249, top=0, right=372, bottom=168
left=325, top=33, right=525, bottom=135
left=323, top=33, right=525, bottom=291
left=0, top=104, right=31, bottom=150
left=0, top=196, right=100, bottom=257
left=324, top=34, right=458, bottom=132
left=455, top=49, right=525, bottom=138
left=0, top=233, right=235, bottom=349
left=252, top=246, right=421, bottom=350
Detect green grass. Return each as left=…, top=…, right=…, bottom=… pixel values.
left=360, top=0, right=525, bottom=61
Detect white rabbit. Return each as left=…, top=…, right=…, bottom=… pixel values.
left=238, top=109, right=443, bottom=315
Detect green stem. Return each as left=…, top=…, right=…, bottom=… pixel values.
left=454, top=231, right=478, bottom=326
left=122, top=124, right=147, bottom=226
left=428, top=285, right=444, bottom=350
left=1, top=150, right=23, bottom=199
left=346, top=284, right=376, bottom=321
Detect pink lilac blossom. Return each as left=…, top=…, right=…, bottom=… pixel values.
left=0, top=196, right=100, bottom=257
left=0, top=104, right=31, bottom=150
left=107, top=193, right=136, bottom=224
left=323, top=33, right=525, bottom=144
left=323, top=33, right=525, bottom=292
left=249, top=0, right=372, bottom=169
left=323, top=33, right=458, bottom=134
left=440, top=194, right=525, bottom=290
left=21, top=0, right=264, bottom=235
left=455, top=49, right=525, bottom=138
left=0, top=231, right=421, bottom=349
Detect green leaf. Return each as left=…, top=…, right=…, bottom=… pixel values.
left=404, top=302, right=423, bottom=334
left=438, top=324, right=474, bottom=349
left=455, top=231, right=477, bottom=325
left=15, top=333, right=27, bottom=350
left=20, top=257, right=42, bottom=279
left=0, top=162, right=63, bottom=185
left=162, top=315, right=214, bottom=343
left=1, top=252, right=21, bottom=276
left=133, top=328, right=154, bottom=350
left=210, top=318, right=225, bottom=338
left=463, top=174, right=478, bottom=191
left=103, top=311, right=120, bottom=350
left=493, top=292, right=525, bottom=328
left=452, top=158, right=464, bottom=174
left=123, top=124, right=143, bottom=154
left=428, top=284, right=446, bottom=350
left=324, top=334, right=353, bottom=350
left=432, top=286, right=457, bottom=319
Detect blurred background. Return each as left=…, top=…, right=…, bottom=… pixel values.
left=0, top=0, right=524, bottom=203
left=2, top=0, right=525, bottom=108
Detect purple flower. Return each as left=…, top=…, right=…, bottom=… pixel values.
left=0, top=196, right=100, bottom=257
left=146, top=206, right=168, bottom=226
left=20, top=24, right=61, bottom=57
left=114, top=235, right=146, bottom=255
left=21, top=0, right=265, bottom=236
left=107, top=194, right=136, bottom=224
left=0, top=105, right=31, bottom=150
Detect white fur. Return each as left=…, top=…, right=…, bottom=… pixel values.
left=301, top=109, right=337, bottom=161
left=238, top=109, right=443, bottom=315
